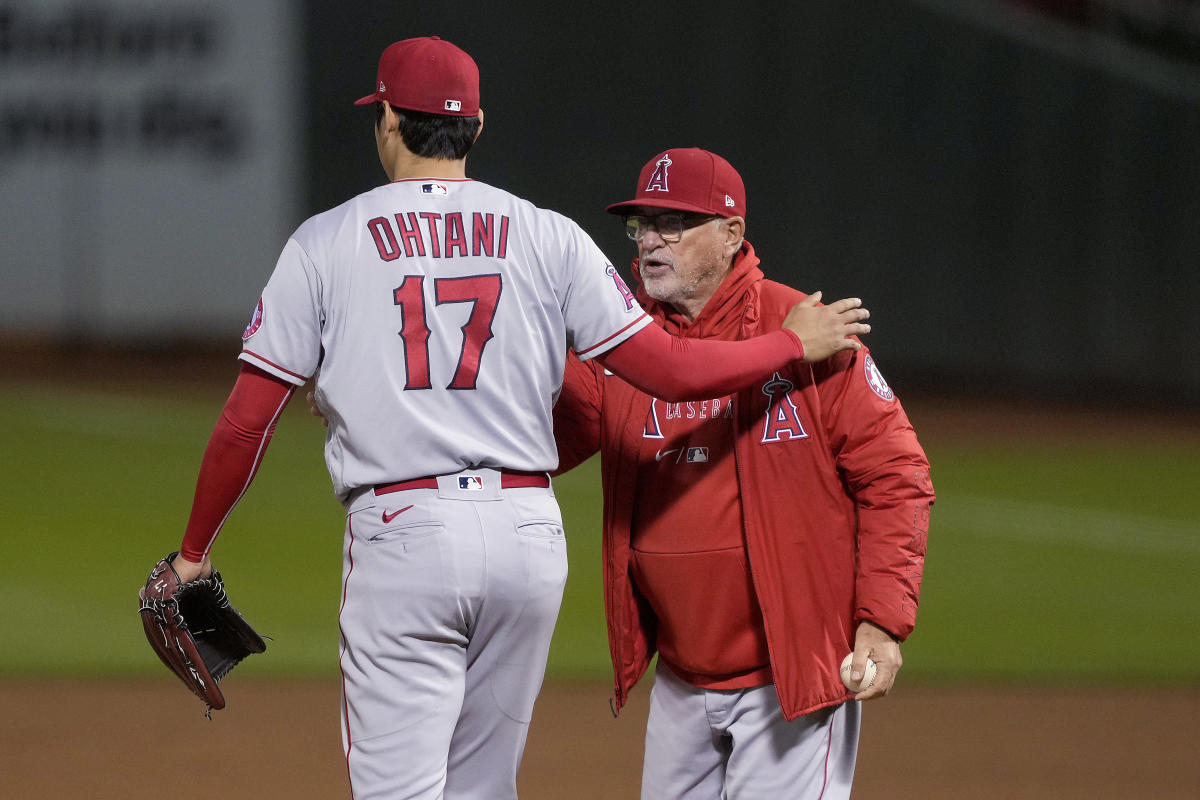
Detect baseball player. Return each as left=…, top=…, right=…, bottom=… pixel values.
left=553, top=148, right=936, bottom=798
left=152, top=40, right=870, bottom=800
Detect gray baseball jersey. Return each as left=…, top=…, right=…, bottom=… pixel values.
left=240, top=177, right=650, bottom=498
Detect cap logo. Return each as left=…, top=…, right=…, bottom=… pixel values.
left=444, top=99, right=462, bottom=112
left=378, top=80, right=386, bottom=92
left=644, top=154, right=672, bottom=193
left=725, top=194, right=735, bottom=207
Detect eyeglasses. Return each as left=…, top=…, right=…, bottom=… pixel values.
left=623, top=213, right=719, bottom=243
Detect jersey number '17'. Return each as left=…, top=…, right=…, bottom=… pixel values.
left=393, top=274, right=502, bottom=390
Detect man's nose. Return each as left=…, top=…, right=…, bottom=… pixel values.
left=639, top=227, right=667, bottom=249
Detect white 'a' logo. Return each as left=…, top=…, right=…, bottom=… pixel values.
left=645, top=154, right=672, bottom=192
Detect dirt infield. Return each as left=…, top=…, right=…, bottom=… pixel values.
left=2, top=679, right=1196, bottom=799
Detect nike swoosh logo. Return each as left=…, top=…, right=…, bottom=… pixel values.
left=382, top=505, right=414, bottom=523
left=655, top=449, right=679, bottom=462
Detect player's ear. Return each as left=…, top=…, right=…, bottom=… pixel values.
left=473, top=108, right=484, bottom=142
left=383, top=101, right=400, bottom=132
left=722, top=216, right=745, bottom=255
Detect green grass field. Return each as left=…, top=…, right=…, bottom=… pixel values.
left=2, top=379, right=1197, bottom=685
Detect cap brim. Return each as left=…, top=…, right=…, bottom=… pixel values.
left=605, top=198, right=725, bottom=216
left=353, top=93, right=380, bottom=106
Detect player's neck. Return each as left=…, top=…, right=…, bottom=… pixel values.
left=387, top=151, right=468, bottom=181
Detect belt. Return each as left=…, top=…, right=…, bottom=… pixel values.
left=374, top=469, right=550, bottom=495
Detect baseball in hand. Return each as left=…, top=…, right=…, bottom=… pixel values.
left=840, top=653, right=877, bottom=692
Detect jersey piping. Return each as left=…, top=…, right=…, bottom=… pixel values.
left=575, top=313, right=652, bottom=358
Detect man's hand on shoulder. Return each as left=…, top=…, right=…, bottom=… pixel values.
left=782, top=291, right=871, bottom=362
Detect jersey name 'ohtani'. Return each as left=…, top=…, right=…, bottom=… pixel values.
left=239, top=177, right=651, bottom=499
left=367, top=210, right=510, bottom=260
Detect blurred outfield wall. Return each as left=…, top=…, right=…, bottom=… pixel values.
left=0, top=0, right=300, bottom=342
left=3, top=0, right=1198, bottom=405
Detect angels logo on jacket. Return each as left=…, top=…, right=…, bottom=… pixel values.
left=864, top=355, right=894, bottom=401
left=642, top=398, right=664, bottom=439
left=242, top=298, right=263, bottom=340
left=761, top=372, right=808, bottom=443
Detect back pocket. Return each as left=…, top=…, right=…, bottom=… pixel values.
left=515, top=519, right=564, bottom=540
left=367, top=520, right=444, bottom=544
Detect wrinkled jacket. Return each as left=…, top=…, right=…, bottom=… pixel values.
left=553, top=242, right=935, bottom=719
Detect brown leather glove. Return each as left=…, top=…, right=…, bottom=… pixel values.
left=138, top=553, right=266, bottom=716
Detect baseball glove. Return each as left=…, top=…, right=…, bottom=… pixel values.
left=138, top=552, right=266, bottom=716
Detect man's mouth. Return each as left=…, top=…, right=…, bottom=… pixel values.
left=641, top=256, right=670, bottom=275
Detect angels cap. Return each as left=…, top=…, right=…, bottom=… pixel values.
left=354, top=36, right=479, bottom=117
left=605, top=148, right=746, bottom=218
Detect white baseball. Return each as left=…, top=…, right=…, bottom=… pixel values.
left=840, top=653, right=877, bottom=692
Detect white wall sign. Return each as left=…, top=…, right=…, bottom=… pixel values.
left=0, top=0, right=300, bottom=341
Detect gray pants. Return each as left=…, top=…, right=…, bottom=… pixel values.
left=642, top=662, right=861, bottom=800
left=337, top=469, right=567, bottom=799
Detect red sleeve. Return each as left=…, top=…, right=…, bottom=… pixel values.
left=552, top=351, right=603, bottom=475
left=597, top=323, right=804, bottom=403
left=817, top=348, right=935, bottom=641
left=178, top=363, right=296, bottom=561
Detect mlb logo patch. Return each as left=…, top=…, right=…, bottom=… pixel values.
left=686, top=447, right=709, bottom=463
left=422, top=182, right=448, bottom=195
left=459, top=475, right=484, bottom=491
left=444, top=99, right=462, bottom=112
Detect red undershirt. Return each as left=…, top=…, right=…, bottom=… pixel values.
left=630, top=394, right=773, bottom=690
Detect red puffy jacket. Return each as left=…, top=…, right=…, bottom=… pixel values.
left=554, top=242, right=935, bottom=720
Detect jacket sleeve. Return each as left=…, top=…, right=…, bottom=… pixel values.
left=816, top=346, right=935, bottom=641
left=552, top=350, right=603, bottom=476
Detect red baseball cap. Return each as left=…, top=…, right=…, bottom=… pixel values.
left=605, top=148, right=746, bottom=218
left=353, top=36, right=479, bottom=117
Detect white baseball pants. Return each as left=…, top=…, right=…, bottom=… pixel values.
left=337, top=469, right=567, bottom=800
left=641, top=662, right=860, bottom=800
